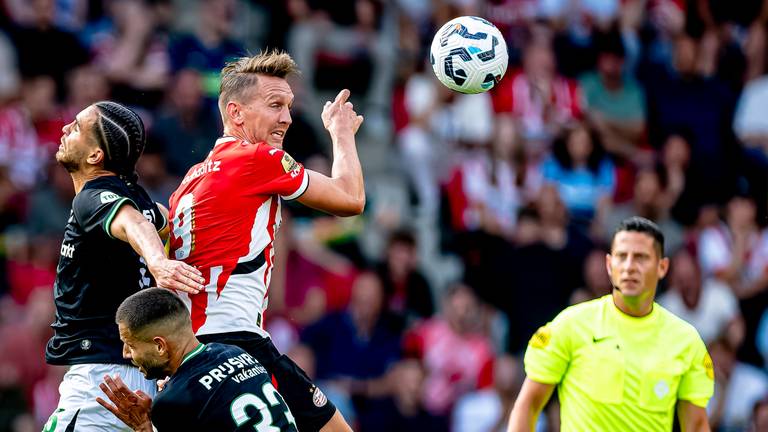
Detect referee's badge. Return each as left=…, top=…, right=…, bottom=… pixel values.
left=653, top=380, right=669, bottom=399
left=529, top=326, right=551, bottom=348
left=703, top=353, right=714, bottom=380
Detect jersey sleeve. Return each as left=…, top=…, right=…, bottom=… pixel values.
left=245, top=145, right=309, bottom=200
left=677, top=334, right=715, bottom=407
left=72, top=187, right=139, bottom=238
left=523, top=312, right=573, bottom=385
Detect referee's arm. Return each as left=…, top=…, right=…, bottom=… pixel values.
left=507, top=378, right=555, bottom=432
left=677, top=400, right=711, bottom=432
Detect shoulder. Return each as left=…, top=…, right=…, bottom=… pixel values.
left=73, top=177, right=128, bottom=206
left=555, top=296, right=607, bottom=324
left=655, top=303, right=702, bottom=341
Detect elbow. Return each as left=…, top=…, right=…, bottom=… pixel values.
left=332, top=195, right=365, bottom=217
left=339, top=196, right=365, bottom=217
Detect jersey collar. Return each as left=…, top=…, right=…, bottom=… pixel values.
left=180, top=343, right=206, bottom=366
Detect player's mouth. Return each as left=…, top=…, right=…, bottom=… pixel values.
left=270, top=130, right=285, bottom=140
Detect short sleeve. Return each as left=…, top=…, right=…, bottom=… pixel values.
left=677, top=335, right=715, bottom=407
left=246, top=145, right=309, bottom=200
left=523, top=314, right=572, bottom=385
left=72, top=187, right=138, bottom=238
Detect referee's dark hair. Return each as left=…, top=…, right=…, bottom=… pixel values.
left=116, top=288, right=191, bottom=340
left=612, top=216, right=665, bottom=258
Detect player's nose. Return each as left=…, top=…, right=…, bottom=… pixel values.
left=279, top=107, right=292, bottom=125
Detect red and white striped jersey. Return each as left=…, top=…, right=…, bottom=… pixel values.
left=168, top=136, right=308, bottom=337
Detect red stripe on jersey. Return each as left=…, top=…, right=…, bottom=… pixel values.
left=262, top=198, right=279, bottom=300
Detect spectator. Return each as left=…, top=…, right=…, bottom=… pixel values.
left=580, top=29, right=648, bottom=164
left=733, top=70, right=768, bottom=153
left=600, top=167, right=684, bottom=254
left=24, top=162, right=74, bottom=237
left=0, top=30, right=20, bottom=101
left=492, top=34, right=584, bottom=156
left=643, top=34, right=739, bottom=208
left=300, top=271, right=401, bottom=387
left=452, top=354, right=524, bottom=432
left=86, top=0, right=170, bottom=108
left=404, top=284, right=494, bottom=416
left=751, top=398, right=768, bottom=432
left=168, top=0, right=245, bottom=100
left=659, top=249, right=744, bottom=346
left=6, top=0, right=88, bottom=98
left=287, top=0, right=393, bottom=110
left=0, top=76, right=57, bottom=189
left=570, top=247, right=612, bottom=304
left=540, top=122, right=615, bottom=225
left=149, top=69, right=220, bottom=177
left=376, top=229, right=434, bottom=322
left=360, top=359, right=450, bottom=432
left=709, top=337, right=768, bottom=431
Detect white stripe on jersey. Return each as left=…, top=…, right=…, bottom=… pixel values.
left=179, top=197, right=278, bottom=337
left=281, top=170, right=309, bottom=200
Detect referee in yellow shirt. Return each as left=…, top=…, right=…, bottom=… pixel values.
left=508, top=216, right=714, bottom=432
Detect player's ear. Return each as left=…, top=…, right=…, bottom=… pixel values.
left=605, top=253, right=612, bottom=276
left=86, top=146, right=105, bottom=167
left=153, top=336, right=169, bottom=355
left=226, top=101, right=244, bottom=126
left=657, top=256, right=670, bottom=279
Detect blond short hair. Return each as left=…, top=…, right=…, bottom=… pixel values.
left=218, top=50, right=299, bottom=114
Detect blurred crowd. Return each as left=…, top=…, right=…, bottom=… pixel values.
left=1, top=0, right=768, bottom=431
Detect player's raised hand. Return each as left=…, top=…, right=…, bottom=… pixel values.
left=148, top=258, right=205, bottom=294
left=97, top=374, right=154, bottom=432
left=321, top=89, right=364, bottom=136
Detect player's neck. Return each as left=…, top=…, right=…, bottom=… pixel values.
left=71, top=169, right=116, bottom=194
left=172, top=337, right=203, bottom=374
left=612, top=289, right=654, bottom=317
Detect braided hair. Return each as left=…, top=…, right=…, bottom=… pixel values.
left=91, top=101, right=146, bottom=184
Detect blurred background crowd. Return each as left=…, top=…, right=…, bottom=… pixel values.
left=1, top=0, right=768, bottom=431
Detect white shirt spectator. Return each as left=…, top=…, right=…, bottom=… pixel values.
left=709, top=363, right=768, bottom=430
left=697, top=225, right=768, bottom=283
left=734, top=76, right=768, bottom=141
left=659, top=278, right=739, bottom=344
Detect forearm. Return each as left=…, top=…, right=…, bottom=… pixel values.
left=507, top=400, right=540, bottom=432
left=329, top=131, right=365, bottom=207
left=122, top=219, right=167, bottom=267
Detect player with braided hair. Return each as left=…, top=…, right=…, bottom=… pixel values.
left=43, top=101, right=206, bottom=431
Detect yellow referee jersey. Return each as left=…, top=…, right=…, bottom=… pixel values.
left=524, top=295, right=714, bottom=431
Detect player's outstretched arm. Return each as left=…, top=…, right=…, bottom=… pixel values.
left=96, top=374, right=154, bottom=432
left=109, top=204, right=204, bottom=293
left=677, top=400, right=711, bottom=432
left=297, top=89, right=365, bottom=217
left=507, top=378, right=555, bottom=432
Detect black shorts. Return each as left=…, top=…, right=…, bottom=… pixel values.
left=197, top=332, right=336, bottom=432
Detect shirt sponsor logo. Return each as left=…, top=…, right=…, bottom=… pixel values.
left=181, top=159, right=222, bottom=185
left=529, top=326, right=551, bottom=348
left=100, top=192, right=121, bottom=204
left=312, top=386, right=328, bottom=407
left=60, top=242, right=75, bottom=259
left=198, top=353, right=266, bottom=391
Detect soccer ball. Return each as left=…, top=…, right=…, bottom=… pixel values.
left=429, top=16, right=509, bottom=94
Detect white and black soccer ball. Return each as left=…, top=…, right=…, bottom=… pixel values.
left=429, top=16, right=509, bottom=94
